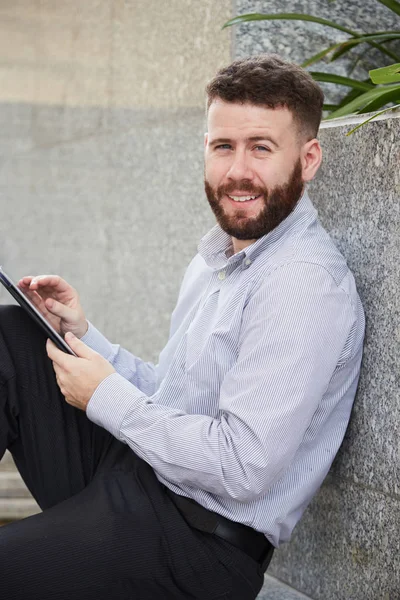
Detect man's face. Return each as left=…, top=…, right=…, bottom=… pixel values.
left=204, top=100, right=306, bottom=247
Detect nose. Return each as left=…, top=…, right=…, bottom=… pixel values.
left=226, top=149, right=254, bottom=181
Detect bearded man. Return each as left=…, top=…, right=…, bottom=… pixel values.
left=0, top=54, right=364, bottom=600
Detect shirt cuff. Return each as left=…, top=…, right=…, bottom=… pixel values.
left=80, top=321, right=115, bottom=360
left=86, top=372, right=144, bottom=439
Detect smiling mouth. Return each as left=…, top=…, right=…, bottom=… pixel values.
left=227, top=194, right=261, bottom=203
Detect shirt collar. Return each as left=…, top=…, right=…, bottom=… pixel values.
left=198, top=188, right=317, bottom=270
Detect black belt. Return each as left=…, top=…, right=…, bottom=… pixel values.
left=165, top=488, right=274, bottom=572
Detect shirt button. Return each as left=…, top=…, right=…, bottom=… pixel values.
left=218, top=271, right=226, bottom=280
left=244, top=258, right=251, bottom=266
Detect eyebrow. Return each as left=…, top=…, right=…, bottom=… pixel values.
left=209, top=135, right=279, bottom=148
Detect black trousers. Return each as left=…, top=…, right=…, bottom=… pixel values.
left=0, top=306, right=265, bottom=600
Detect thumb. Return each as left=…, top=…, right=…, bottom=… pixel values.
left=64, top=332, right=93, bottom=359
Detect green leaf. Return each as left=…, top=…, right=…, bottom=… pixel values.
left=301, top=43, right=344, bottom=67
left=358, top=86, right=400, bottom=112
left=335, top=83, right=378, bottom=111
left=323, top=104, right=341, bottom=110
left=348, top=47, right=373, bottom=76
left=303, top=37, right=400, bottom=66
left=346, top=104, right=400, bottom=135
left=321, top=89, right=367, bottom=117
left=369, top=62, right=400, bottom=83
left=325, top=83, right=400, bottom=118
left=332, top=42, right=400, bottom=63
left=310, top=72, right=374, bottom=90
left=330, top=44, right=400, bottom=65
left=336, top=87, right=367, bottom=109
left=371, top=43, right=400, bottom=64
left=222, top=13, right=357, bottom=36
left=329, top=33, right=400, bottom=62
left=376, top=0, right=400, bottom=17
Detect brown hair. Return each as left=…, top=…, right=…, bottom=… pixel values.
left=206, top=54, right=324, bottom=141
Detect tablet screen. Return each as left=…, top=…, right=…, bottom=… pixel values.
left=0, top=267, right=76, bottom=356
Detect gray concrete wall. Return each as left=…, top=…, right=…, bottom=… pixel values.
left=0, top=0, right=232, bottom=110
left=0, top=0, right=232, bottom=360
left=0, top=104, right=216, bottom=361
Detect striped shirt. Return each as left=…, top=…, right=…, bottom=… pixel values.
left=85, top=189, right=365, bottom=547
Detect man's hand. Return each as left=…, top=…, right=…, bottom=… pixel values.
left=46, top=332, right=116, bottom=411
left=18, top=275, right=88, bottom=339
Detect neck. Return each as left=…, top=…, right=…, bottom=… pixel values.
left=231, top=237, right=257, bottom=254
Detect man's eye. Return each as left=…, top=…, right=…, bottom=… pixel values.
left=215, top=144, right=232, bottom=150
left=254, top=145, right=271, bottom=152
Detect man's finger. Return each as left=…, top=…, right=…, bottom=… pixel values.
left=44, top=297, right=76, bottom=323
left=30, top=274, right=60, bottom=285
left=20, top=286, right=44, bottom=307
left=64, top=332, right=94, bottom=359
left=29, top=275, right=67, bottom=293
left=46, top=339, right=72, bottom=367
left=18, top=276, right=35, bottom=287
left=52, top=361, right=61, bottom=378
left=53, top=368, right=66, bottom=396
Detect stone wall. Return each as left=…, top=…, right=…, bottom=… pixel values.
left=265, top=113, right=400, bottom=600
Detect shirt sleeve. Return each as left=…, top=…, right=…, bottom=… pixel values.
left=81, top=321, right=158, bottom=396
left=86, top=262, right=356, bottom=501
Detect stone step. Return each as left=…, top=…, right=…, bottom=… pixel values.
left=0, top=471, right=33, bottom=498
left=258, top=575, right=313, bottom=599
left=0, top=454, right=39, bottom=520
left=0, top=498, right=40, bottom=520
left=0, top=450, right=16, bottom=471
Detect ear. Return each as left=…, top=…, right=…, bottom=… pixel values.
left=301, top=139, right=322, bottom=182
left=204, top=132, right=208, bottom=148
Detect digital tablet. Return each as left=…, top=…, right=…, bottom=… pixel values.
left=0, top=266, right=76, bottom=356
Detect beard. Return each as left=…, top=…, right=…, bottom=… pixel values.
left=204, top=158, right=304, bottom=241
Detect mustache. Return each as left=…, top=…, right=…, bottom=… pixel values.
left=216, top=181, right=267, bottom=199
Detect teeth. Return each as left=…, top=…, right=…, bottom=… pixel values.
left=229, top=195, right=258, bottom=202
